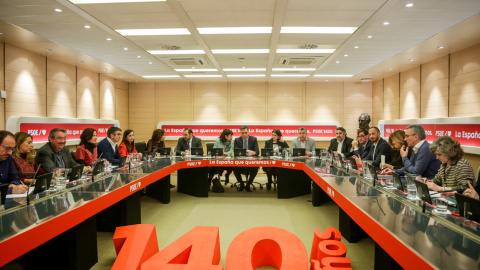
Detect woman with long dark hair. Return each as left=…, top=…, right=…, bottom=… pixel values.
left=75, top=128, right=98, bottom=165
left=119, top=129, right=138, bottom=157
left=147, top=129, right=165, bottom=155
left=12, top=132, right=45, bottom=185
left=263, top=129, right=289, bottom=190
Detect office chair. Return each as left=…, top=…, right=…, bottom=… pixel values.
left=135, top=141, right=147, bottom=153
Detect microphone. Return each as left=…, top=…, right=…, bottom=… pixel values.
left=26, top=164, right=42, bottom=206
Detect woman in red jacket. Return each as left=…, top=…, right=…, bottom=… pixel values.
left=119, top=129, right=142, bottom=159
left=75, top=128, right=98, bottom=165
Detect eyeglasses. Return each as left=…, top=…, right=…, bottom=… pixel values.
left=0, top=145, right=14, bottom=152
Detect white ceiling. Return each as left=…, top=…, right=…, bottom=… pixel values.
left=0, top=0, right=479, bottom=83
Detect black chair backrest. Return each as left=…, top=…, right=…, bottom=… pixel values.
left=206, top=142, right=214, bottom=153
left=135, top=141, right=147, bottom=153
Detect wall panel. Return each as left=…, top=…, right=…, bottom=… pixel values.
left=4, top=45, right=46, bottom=120
left=305, top=82, right=343, bottom=125
left=399, top=67, right=420, bottom=119
left=193, top=82, right=228, bottom=122
left=343, top=82, right=372, bottom=136
left=372, top=80, right=384, bottom=127
left=99, top=75, right=115, bottom=120
left=383, top=74, right=400, bottom=120
left=230, top=82, right=266, bottom=121
left=76, top=68, right=99, bottom=119
left=129, top=83, right=155, bottom=142
left=115, top=80, right=129, bottom=129
left=47, top=59, right=76, bottom=118
left=267, top=82, right=303, bottom=121
left=156, top=82, right=192, bottom=122
left=421, top=55, right=449, bottom=118
left=0, top=42, right=4, bottom=129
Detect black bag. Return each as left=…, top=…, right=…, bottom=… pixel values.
left=211, top=178, right=225, bottom=193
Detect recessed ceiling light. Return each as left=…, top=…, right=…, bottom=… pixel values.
left=361, top=78, right=372, bottom=82
left=271, top=74, right=309, bottom=77
left=70, top=0, right=166, bottom=3
left=383, top=22, right=390, bottom=25
left=227, top=74, right=265, bottom=78
left=116, top=28, right=190, bottom=36
left=367, top=35, right=373, bottom=39
left=276, top=49, right=335, bottom=54
left=344, top=54, right=348, bottom=57
left=198, top=27, right=272, bottom=34
left=137, top=55, right=141, bottom=58
left=280, top=27, right=357, bottom=34
left=409, top=59, right=414, bottom=62
left=223, top=68, right=266, bottom=71
left=325, top=80, right=328, bottom=82
left=438, top=46, right=444, bottom=49
left=148, top=61, right=153, bottom=64
left=405, top=3, right=414, bottom=8
left=335, top=61, right=340, bottom=64
left=212, top=49, right=269, bottom=54
left=272, top=68, right=315, bottom=71
left=79, top=60, right=84, bottom=63
left=46, top=49, right=52, bottom=52
left=54, top=8, right=62, bottom=12
left=148, top=50, right=205, bottom=55
left=103, top=69, right=108, bottom=71
left=84, top=25, right=91, bottom=29
left=314, top=74, right=353, bottom=78
left=143, top=75, right=180, bottom=78
left=388, top=68, right=392, bottom=70
left=354, top=46, right=359, bottom=49
left=184, top=75, right=223, bottom=78
left=0, top=32, right=4, bottom=35
left=106, top=38, right=112, bottom=41
left=175, top=69, right=218, bottom=72
left=123, top=47, right=128, bottom=51
left=120, top=75, right=124, bottom=78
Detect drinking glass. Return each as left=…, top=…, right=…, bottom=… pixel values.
left=406, top=174, right=419, bottom=200
left=385, top=178, right=394, bottom=189
left=435, top=198, right=448, bottom=215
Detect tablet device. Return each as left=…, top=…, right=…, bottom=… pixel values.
left=414, top=180, right=432, bottom=204
left=69, top=165, right=84, bottom=181
left=190, top=147, right=204, bottom=156
left=315, top=148, right=324, bottom=157
left=211, top=148, right=224, bottom=156
left=347, top=157, right=358, bottom=169
left=367, top=164, right=379, bottom=183
left=119, top=156, right=127, bottom=167
left=159, top=147, right=171, bottom=156
left=33, top=173, right=53, bottom=194
left=392, top=172, right=405, bottom=192
left=0, top=183, right=8, bottom=205
left=261, top=148, right=273, bottom=157
left=151, top=149, right=157, bottom=157
left=142, top=151, right=148, bottom=160
left=234, top=148, right=246, bottom=157
left=92, top=161, right=104, bottom=176
left=455, top=193, right=480, bottom=223
left=292, top=148, right=306, bottom=157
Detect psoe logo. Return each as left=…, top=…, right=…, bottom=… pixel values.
left=130, top=182, right=141, bottom=192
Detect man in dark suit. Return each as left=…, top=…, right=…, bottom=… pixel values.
left=97, top=127, right=123, bottom=165
left=365, top=126, right=392, bottom=169
left=351, top=128, right=372, bottom=160
left=175, top=128, right=202, bottom=156
left=36, top=128, right=83, bottom=173
left=385, top=125, right=441, bottom=179
left=328, top=127, right=353, bottom=158
left=233, top=125, right=259, bottom=192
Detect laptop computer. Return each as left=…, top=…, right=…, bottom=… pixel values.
left=69, top=165, right=84, bottom=181
left=119, top=156, right=127, bottom=167
left=92, top=160, right=104, bottom=176
left=414, top=180, right=433, bottom=204
left=292, top=148, right=306, bottom=157
left=0, top=183, right=8, bottom=206
left=211, top=148, right=224, bottom=156
left=33, top=173, right=53, bottom=194
left=151, top=149, right=157, bottom=157
left=392, top=172, right=405, bottom=192
left=190, top=147, right=204, bottom=156
left=261, top=148, right=274, bottom=157
left=234, top=148, right=246, bottom=157
left=159, top=147, right=171, bottom=156
left=367, top=164, right=379, bottom=184
left=455, top=193, right=480, bottom=223
left=347, top=157, right=358, bottom=169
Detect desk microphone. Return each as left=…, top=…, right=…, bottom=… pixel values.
left=26, top=164, right=42, bottom=206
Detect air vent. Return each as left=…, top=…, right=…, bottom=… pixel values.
left=279, top=57, right=322, bottom=65
left=166, top=57, right=207, bottom=66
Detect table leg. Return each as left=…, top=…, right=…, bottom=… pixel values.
left=338, top=208, right=368, bottom=243
left=374, top=242, right=402, bottom=270
left=177, top=167, right=209, bottom=197
left=312, top=181, right=332, bottom=206
left=96, top=191, right=141, bottom=232
left=145, top=174, right=170, bottom=204
left=277, top=168, right=312, bottom=199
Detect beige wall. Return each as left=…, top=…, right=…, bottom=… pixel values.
left=0, top=44, right=129, bottom=134
left=371, top=43, right=480, bottom=173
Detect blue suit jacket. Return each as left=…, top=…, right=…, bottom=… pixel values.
left=97, top=138, right=121, bottom=165
left=395, top=141, right=441, bottom=179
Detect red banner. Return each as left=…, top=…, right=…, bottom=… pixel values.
left=381, top=124, right=480, bottom=148
left=159, top=124, right=338, bottom=138
left=20, top=123, right=115, bottom=142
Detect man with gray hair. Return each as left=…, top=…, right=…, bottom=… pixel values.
left=384, top=125, right=440, bottom=178
left=36, top=128, right=82, bottom=173
left=290, top=127, right=316, bottom=156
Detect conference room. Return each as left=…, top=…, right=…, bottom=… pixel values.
left=1, top=0, right=480, bottom=269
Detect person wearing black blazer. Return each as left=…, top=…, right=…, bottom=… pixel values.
left=97, top=127, right=123, bottom=165
left=263, top=129, right=289, bottom=190
left=233, top=126, right=259, bottom=192
left=351, top=128, right=372, bottom=160
left=175, top=128, right=202, bottom=156
left=328, top=127, right=353, bottom=158
left=365, top=127, right=392, bottom=169
left=35, top=128, right=81, bottom=173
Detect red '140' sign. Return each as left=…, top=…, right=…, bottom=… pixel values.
left=20, top=123, right=115, bottom=142
left=112, top=225, right=351, bottom=270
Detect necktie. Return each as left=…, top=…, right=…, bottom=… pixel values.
left=186, top=140, right=190, bottom=150
left=243, top=139, right=247, bottom=149
left=373, top=143, right=377, bottom=161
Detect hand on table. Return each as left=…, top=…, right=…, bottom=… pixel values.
left=426, top=181, right=442, bottom=192
left=10, top=184, right=28, bottom=194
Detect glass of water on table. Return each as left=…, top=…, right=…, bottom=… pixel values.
left=405, top=174, right=419, bottom=200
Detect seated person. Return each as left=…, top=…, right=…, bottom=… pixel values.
left=381, top=130, right=411, bottom=170
left=426, top=136, right=475, bottom=192
left=119, top=129, right=142, bottom=159
left=175, top=128, right=202, bottom=156
left=209, top=129, right=234, bottom=187
left=263, top=129, right=289, bottom=190
left=75, top=128, right=98, bottom=165
left=384, top=125, right=440, bottom=178
left=12, top=132, right=46, bottom=185
left=365, top=127, right=392, bottom=169
left=291, top=127, right=315, bottom=156
left=36, top=128, right=85, bottom=173
left=0, top=131, right=28, bottom=194
left=233, top=126, right=259, bottom=192
left=328, top=127, right=353, bottom=158
left=147, top=129, right=165, bottom=155
left=463, top=182, right=479, bottom=200
left=351, top=128, right=372, bottom=160
left=97, top=127, right=122, bottom=165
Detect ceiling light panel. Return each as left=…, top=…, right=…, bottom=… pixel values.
left=223, top=68, right=266, bottom=71
left=280, top=27, right=357, bottom=34
left=276, top=49, right=335, bottom=54
left=175, top=69, right=218, bottom=72
left=212, top=49, right=269, bottom=54
left=116, top=28, right=190, bottom=36
left=198, top=27, right=272, bottom=34
left=227, top=74, right=265, bottom=77
left=71, top=0, right=166, bottom=3
left=184, top=75, right=223, bottom=78
left=148, top=50, right=205, bottom=55
left=143, top=75, right=180, bottom=78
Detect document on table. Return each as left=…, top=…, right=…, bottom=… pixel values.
left=6, top=187, right=34, bottom=198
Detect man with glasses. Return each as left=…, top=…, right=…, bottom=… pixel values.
left=97, top=127, right=123, bottom=165
left=36, top=128, right=82, bottom=173
left=351, top=128, right=372, bottom=160
left=0, top=130, right=28, bottom=194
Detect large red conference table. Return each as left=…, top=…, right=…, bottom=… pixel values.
left=0, top=156, right=479, bottom=269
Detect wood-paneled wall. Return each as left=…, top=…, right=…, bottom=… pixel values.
left=372, top=80, right=384, bottom=126
left=371, top=43, right=480, bottom=173
left=0, top=44, right=129, bottom=133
